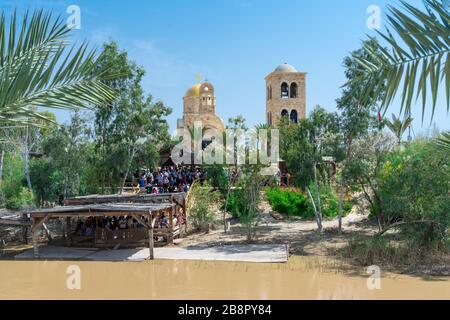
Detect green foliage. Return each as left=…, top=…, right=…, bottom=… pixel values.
left=337, top=38, right=385, bottom=146
left=234, top=170, right=264, bottom=241
left=341, top=132, right=396, bottom=224
left=266, top=187, right=353, bottom=219
left=307, top=184, right=353, bottom=219
left=352, top=0, right=450, bottom=118
left=206, top=164, right=229, bottom=194
left=0, top=153, right=35, bottom=209
left=223, top=191, right=242, bottom=218
left=0, top=9, right=115, bottom=126
left=266, top=188, right=310, bottom=217
left=7, top=187, right=35, bottom=210
left=384, top=114, right=414, bottom=145
left=29, top=158, right=63, bottom=204
left=93, top=41, right=171, bottom=189
left=379, top=139, right=450, bottom=248
left=189, top=183, right=220, bottom=231
left=279, top=106, right=343, bottom=189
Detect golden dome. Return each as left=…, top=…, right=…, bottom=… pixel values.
left=185, top=84, right=201, bottom=97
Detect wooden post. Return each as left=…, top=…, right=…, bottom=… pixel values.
left=31, top=218, right=40, bottom=259
left=132, top=213, right=155, bottom=260
left=32, top=230, right=39, bottom=259
left=148, top=213, right=155, bottom=260
left=66, top=217, right=72, bottom=247
left=183, top=197, right=188, bottom=232
left=42, top=223, right=52, bottom=241
left=22, top=226, right=28, bottom=244
left=168, top=207, right=174, bottom=244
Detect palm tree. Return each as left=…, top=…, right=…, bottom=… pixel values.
left=0, top=10, right=115, bottom=125
left=352, top=1, right=449, bottom=149
left=353, top=0, right=449, bottom=116
left=384, top=114, right=414, bottom=145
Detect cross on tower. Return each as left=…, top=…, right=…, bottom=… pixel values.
left=195, top=73, right=202, bottom=84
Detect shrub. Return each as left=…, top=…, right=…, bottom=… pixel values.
left=379, top=139, right=450, bottom=248
left=188, top=182, right=220, bottom=232
left=306, top=184, right=353, bottom=219
left=266, top=188, right=310, bottom=217
left=224, top=191, right=243, bottom=218
left=206, top=164, right=229, bottom=195
left=0, top=153, right=36, bottom=210
left=266, top=186, right=353, bottom=219
left=7, top=187, right=36, bottom=210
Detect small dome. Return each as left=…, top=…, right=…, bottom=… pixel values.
left=274, top=63, right=297, bottom=73
left=185, top=84, right=201, bottom=97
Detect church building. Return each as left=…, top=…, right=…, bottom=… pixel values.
left=177, top=81, right=225, bottom=133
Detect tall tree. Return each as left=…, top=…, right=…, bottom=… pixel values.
left=336, top=38, right=388, bottom=232
left=93, top=42, right=171, bottom=191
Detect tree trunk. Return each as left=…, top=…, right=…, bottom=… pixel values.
left=0, top=149, right=4, bottom=186
left=307, top=186, right=322, bottom=232
left=23, top=127, right=32, bottom=191
left=313, top=163, right=322, bottom=222
left=223, top=169, right=232, bottom=233
left=338, top=183, right=344, bottom=234
left=120, top=146, right=137, bottom=195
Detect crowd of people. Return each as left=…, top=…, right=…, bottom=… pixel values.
left=137, top=166, right=207, bottom=194
left=73, top=166, right=203, bottom=237
left=75, top=212, right=185, bottom=237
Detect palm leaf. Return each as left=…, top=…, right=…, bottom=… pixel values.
left=0, top=9, right=116, bottom=126
left=350, top=0, right=450, bottom=121
left=435, top=131, right=450, bottom=151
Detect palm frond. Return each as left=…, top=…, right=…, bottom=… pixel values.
left=351, top=0, right=450, bottom=121
left=0, top=9, right=116, bottom=126
left=435, top=131, right=450, bottom=151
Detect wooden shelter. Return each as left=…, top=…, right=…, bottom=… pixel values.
left=25, top=200, right=183, bottom=260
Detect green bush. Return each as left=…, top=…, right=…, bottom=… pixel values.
left=266, top=188, right=310, bottom=217
left=306, top=184, right=353, bottom=219
left=266, top=186, right=353, bottom=219
left=0, top=153, right=37, bottom=210
left=7, top=187, right=36, bottom=210
left=206, top=164, right=229, bottom=195
left=189, top=182, right=220, bottom=231
left=379, top=139, right=449, bottom=248
left=224, top=191, right=242, bottom=218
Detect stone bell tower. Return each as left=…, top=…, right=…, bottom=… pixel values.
left=265, top=63, right=306, bottom=126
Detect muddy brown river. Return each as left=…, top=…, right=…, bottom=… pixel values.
left=0, top=257, right=448, bottom=300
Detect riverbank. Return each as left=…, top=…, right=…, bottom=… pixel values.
left=179, top=195, right=450, bottom=278
left=1, top=197, right=449, bottom=277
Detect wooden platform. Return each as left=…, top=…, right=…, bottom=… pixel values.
left=64, top=193, right=186, bottom=206
left=14, top=244, right=289, bottom=263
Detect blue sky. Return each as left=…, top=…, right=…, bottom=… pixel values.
left=2, top=0, right=449, bottom=136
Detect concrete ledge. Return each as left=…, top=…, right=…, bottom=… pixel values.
left=15, top=244, right=289, bottom=263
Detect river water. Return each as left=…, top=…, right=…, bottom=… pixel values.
left=0, top=257, right=448, bottom=299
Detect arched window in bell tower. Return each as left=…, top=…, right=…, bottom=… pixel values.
left=290, top=110, right=298, bottom=123
left=269, top=86, right=272, bottom=100
left=290, top=83, right=298, bottom=98
left=281, top=109, right=289, bottom=118
left=268, top=112, right=272, bottom=126
left=281, top=82, right=289, bottom=99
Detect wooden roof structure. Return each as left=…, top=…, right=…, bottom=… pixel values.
left=26, top=203, right=176, bottom=218
left=64, top=192, right=186, bottom=206
left=27, top=193, right=189, bottom=261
